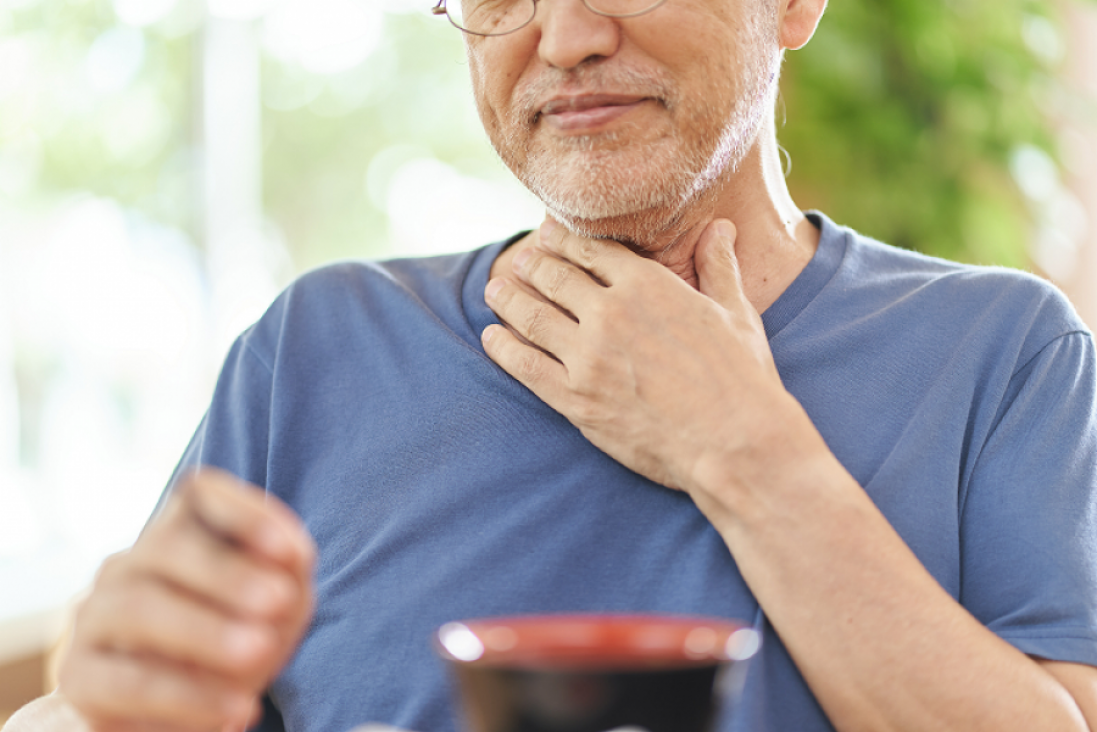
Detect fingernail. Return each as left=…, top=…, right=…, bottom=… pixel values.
left=512, top=247, right=532, bottom=272
left=481, top=325, right=496, bottom=344
left=713, top=220, right=736, bottom=239
left=539, top=218, right=557, bottom=239
left=485, top=278, right=504, bottom=301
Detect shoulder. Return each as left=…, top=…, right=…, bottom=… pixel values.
left=817, top=214, right=1090, bottom=362
left=236, top=246, right=491, bottom=358
left=283, top=249, right=483, bottom=308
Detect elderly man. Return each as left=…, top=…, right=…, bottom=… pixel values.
left=8, top=0, right=1097, bottom=729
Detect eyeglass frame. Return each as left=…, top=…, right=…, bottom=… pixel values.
left=431, top=0, right=670, bottom=37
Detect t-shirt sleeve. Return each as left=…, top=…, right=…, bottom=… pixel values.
left=960, top=330, right=1097, bottom=666
left=158, top=328, right=275, bottom=513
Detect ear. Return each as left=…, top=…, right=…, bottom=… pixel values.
left=779, top=0, right=827, bottom=51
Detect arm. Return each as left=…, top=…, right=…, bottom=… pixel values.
left=482, top=218, right=1096, bottom=732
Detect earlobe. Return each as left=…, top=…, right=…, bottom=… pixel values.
left=779, top=0, right=827, bottom=51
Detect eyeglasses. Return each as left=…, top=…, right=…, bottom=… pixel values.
left=431, top=0, right=669, bottom=37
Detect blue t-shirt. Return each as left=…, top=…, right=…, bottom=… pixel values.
left=170, top=212, right=1097, bottom=732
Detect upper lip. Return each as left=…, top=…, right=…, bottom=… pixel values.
left=539, top=93, right=650, bottom=116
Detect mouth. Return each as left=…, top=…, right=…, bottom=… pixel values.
left=536, top=93, right=654, bottom=132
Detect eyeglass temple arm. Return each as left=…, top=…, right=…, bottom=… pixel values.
left=431, top=0, right=447, bottom=14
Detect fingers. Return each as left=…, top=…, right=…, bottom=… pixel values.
left=78, top=573, right=278, bottom=684
left=511, top=245, right=602, bottom=319
left=487, top=223, right=615, bottom=358
left=484, top=276, right=578, bottom=360
left=481, top=323, right=569, bottom=401
left=694, top=219, right=751, bottom=312
left=175, top=468, right=316, bottom=579
left=59, top=469, right=316, bottom=732
left=134, top=506, right=304, bottom=623
left=60, top=651, right=255, bottom=731
left=536, top=218, right=637, bottom=286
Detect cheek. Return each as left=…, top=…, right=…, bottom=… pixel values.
left=465, top=35, right=534, bottom=112
left=465, top=41, right=514, bottom=137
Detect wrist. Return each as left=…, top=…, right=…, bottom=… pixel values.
left=685, top=393, right=846, bottom=538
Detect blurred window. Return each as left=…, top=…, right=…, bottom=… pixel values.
left=0, top=0, right=541, bottom=654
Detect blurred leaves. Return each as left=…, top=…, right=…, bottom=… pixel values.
left=780, top=0, right=1063, bottom=267
left=0, top=0, right=199, bottom=229
left=260, top=10, right=496, bottom=269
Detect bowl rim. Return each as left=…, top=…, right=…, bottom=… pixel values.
left=434, top=613, right=759, bottom=669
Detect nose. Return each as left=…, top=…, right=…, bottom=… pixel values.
left=535, top=0, right=621, bottom=69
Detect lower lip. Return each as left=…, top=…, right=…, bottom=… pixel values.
left=541, top=100, right=648, bottom=132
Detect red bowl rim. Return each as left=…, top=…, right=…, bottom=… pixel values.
left=434, top=613, right=759, bottom=669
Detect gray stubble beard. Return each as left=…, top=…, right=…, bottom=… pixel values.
left=494, top=14, right=782, bottom=252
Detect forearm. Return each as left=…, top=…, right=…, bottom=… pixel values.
left=694, top=402, right=1089, bottom=732
left=2, top=693, right=92, bottom=732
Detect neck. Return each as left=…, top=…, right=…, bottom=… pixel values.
left=493, top=120, right=820, bottom=313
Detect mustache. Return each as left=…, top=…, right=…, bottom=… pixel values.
left=514, top=62, right=678, bottom=123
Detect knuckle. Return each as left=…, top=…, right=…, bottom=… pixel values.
left=574, top=361, right=603, bottom=388
left=492, top=278, right=515, bottom=308
left=94, top=550, right=131, bottom=584
left=97, top=586, right=160, bottom=652
left=575, top=237, right=600, bottom=268
left=219, top=624, right=276, bottom=678
left=521, top=303, right=550, bottom=341
left=545, top=263, right=573, bottom=302
left=132, top=513, right=184, bottom=568
left=523, top=248, right=548, bottom=280
left=110, top=579, right=150, bottom=617
left=570, top=396, right=603, bottom=426
left=258, top=570, right=299, bottom=612
left=586, top=295, right=614, bottom=323
left=72, top=580, right=132, bottom=647
left=574, top=344, right=614, bottom=383
left=517, top=351, right=545, bottom=382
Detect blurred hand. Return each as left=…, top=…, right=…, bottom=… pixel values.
left=57, top=468, right=316, bottom=732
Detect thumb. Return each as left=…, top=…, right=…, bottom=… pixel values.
left=696, top=219, right=749, bottom=310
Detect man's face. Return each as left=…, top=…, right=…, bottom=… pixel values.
left=464, top=0, right=780, bottom=242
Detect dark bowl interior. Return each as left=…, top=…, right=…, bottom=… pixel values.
left=436, top=615, right=758, bottom=732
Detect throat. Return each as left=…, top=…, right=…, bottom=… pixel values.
left=556, top=200, right=713, bottom=289
left=626, top=232, right=702, bottom=289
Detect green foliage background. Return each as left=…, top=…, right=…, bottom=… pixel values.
left=780, top=0, right=1059, bottom=268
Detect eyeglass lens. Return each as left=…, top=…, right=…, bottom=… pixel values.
left=447, top=0, right=664, bottom=35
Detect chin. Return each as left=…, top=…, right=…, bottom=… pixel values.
left=523, top=160, right=697, bottom=248
left=529, top=151, right=729, bottom=253
left=549, top=202, right=687, bottom=250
